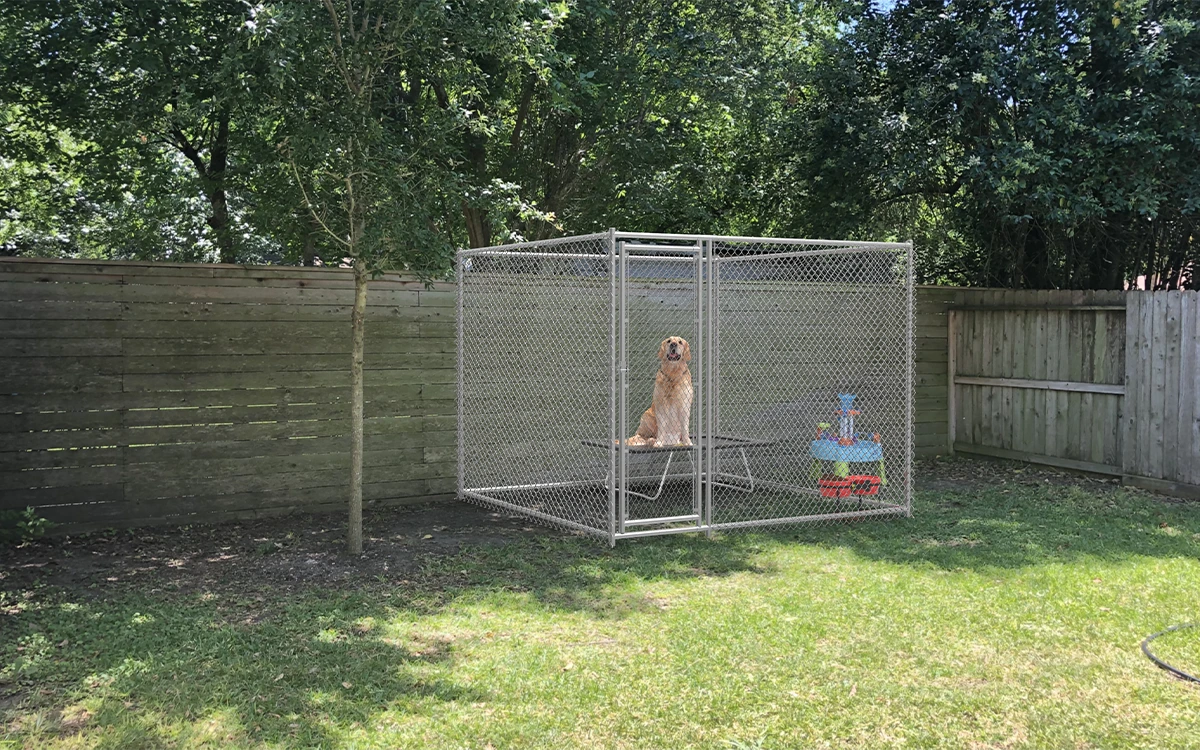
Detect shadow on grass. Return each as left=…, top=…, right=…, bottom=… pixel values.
left=2, top=531, right=771, bottom=747
left=5, top=473, right=1200, bottom=747
left=3, top=592, right=479, bottom=748
left=772, top=481, right=1200, bottom=571
left=433, top=529, right=777, bottom=615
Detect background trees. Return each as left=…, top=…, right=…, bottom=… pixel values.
left=1, top=0, right=1196, bottom=288
left=763, top=0, right=1199, bottom=289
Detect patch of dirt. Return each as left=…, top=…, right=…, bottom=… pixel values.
left=0, top=457, right=1143, bottom=603
left=915, top=454, right=1123, bottom=494
left=0, top=501, right=552, bottom=602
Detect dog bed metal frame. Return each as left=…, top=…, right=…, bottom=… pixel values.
left=456, top=231, right=915, bottom=544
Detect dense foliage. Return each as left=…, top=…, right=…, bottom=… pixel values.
left=1, top=0, right=1196, bottom=287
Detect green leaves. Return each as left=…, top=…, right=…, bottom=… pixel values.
left=2, top=0, right=1193, bottom=288
left=771, top=0, right=1199, bottom=288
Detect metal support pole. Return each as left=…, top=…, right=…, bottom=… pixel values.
left=905, top=240, right=916, bottom=517
left=704, top=240, right=714, bottom=535
left=608, top=228, right=618, bottom=546
left=693, top=245, right=703, bottom=524
left=706, top=239, right=719, bottom=535
left=456, top=251, right=465, bottom=500
left=618, top=240, right=628, bottom=535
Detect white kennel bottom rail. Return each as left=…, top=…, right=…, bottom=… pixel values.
left=462, top=431, right=908, bottom=541
left=461, top=483, right=907, bottom=541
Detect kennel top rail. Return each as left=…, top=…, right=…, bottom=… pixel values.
left=459, top=231, right=912, bottom=256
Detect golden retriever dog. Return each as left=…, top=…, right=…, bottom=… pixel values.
left=626, top=336, right=693, bottom=448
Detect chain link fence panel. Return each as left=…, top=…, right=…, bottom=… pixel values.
left=458, top=233, right=913, bottom=544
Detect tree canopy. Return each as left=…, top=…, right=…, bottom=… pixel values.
left=2, top=0, right=1196, bottom=288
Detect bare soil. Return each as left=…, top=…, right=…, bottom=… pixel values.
left=0, top=456, right=1127, bottom=603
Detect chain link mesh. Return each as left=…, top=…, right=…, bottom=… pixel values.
left=458, top=233, right=913, bottom=542
left=459, top=234, right=613, bottom=538
left=710, top=240, right=913, bottom=530
left=620, top=248, right=703, bottom=527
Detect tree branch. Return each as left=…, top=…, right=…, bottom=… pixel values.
left=322, top=0, right=357, bottom=94
left=288, top=156, right=351, bottom=249
left=431, top=79, right=450, bottom=110
left=509, top=72, right=537, bottom=154
left=171, top=127, right=209, bottom=181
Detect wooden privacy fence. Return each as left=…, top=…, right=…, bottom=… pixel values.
left=0, top=257, right=957, bottom=533
left=1124, top=291, right=1200, bottom=495
left=949, top=289, right=1200, bottom=497
left=0, top=258, right=457, bottom=532
left=6, top=256, right=1192, bottom=533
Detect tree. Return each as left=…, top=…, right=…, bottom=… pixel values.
left=2, top=0, right=264, bottom=263
left=448, top=0, right=813, bottom=245
left=766, top=0, right=1200, bottom=288
left=260, top=0, right=560, bottom=552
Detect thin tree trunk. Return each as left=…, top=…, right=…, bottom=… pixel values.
left=173, top=113, right=235, bottom=263
left=462, top=202, right=491, bottom=248
left=207, top=189, right=235, bottom=264
left=300, top=208, right=318, bottom=266
left=348, top=258, right=367, bottom=555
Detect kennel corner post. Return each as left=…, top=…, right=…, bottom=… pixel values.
left=456, top=249, right=465, bottom=503
left=608, top=228, right=618, bottom=547
left=618, top=238, right=628, bottom=536
left=904, top=239, right=915, bottom=517
left=704, top=238, right=716, bottom=537
left=694, top=243, right=704, bottom=532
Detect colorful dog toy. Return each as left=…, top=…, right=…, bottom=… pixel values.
left=810, top=394, right=886, bottom=492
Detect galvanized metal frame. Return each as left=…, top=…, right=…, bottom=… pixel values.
left=457, top=232, right=915, bottom=545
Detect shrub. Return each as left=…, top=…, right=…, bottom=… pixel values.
left=0, top=506, right=54, bottom=544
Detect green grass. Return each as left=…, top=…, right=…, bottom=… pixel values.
left=5, top=480, right=1200, bottom=748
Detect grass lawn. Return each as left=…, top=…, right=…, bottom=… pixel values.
left=3, top=458, right=1200, bottom=749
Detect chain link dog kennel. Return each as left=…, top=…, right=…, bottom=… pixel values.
left=457, top=231, right=914, bottom=544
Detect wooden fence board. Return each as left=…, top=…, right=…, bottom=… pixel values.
left=0, top=300, right=452, bottom=323
left=950, top=290, right=1195, bottom=495
left=0, top=258, right=458, bottom=530
left=1181, top=293, right=1199, bottom=484
left=1043, top=298, right=1059, bottom=457
left=1030, top=294, right=1048, bottom=454
left=114, top=353, right=456, bottom=375
left=951, top=290, right=1130, bottom=474
left=980, top=304, right=994, bottom=446
left=1163, top=292, right=1182, bottom=481
left=1150, top=293, right=1168, bottom=477
left=0, top=464, right=124, bottom=491
left=0, top=382, right=453, bottom=414
left=0, top=279, right=424, bottom=306
left=1140, top=292, right=1154, bottom=475
left=1, top=319, right=425, bottom=339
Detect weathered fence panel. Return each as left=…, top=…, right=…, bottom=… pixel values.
left=1122, top=291, right=1200, bottom=495
left=26, top=256, right=1199, bottom=530
left=950, top=288, right=1200, bottom=498
left=949, top=290, right=1127, bottom=475
left=0, top=258, right=456, bottom=532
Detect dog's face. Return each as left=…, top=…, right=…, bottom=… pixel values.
left=657, top=336, right=691, bottom=365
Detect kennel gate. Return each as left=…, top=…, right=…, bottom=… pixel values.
left=457, top=231, right=914, bottom=544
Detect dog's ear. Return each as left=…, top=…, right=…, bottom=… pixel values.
left=682, top=339, right=692, bottom=363
left=657, top=339, right=668, bottom=361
